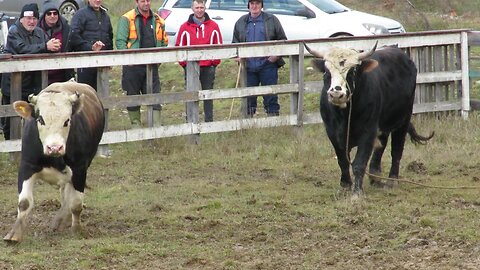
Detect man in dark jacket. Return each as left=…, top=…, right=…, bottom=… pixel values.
left=70, top=0, right=113, bottom=90
left=38, top=0, right=75, bottom=84
left=1, top=3, right=61, bottom=140
left=232, top=0, right=287, bottom=117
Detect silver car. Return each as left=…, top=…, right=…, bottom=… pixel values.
left=0, top=0, right=88, bottom=22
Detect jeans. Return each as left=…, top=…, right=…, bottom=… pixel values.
left=246, top=64, right=279, bottom=116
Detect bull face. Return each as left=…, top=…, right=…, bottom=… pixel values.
left=13, top=91, right=81, bottom=156
left=304, top=42, right=379, bottom=108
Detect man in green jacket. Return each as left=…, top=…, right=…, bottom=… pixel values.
left=116, top=0, right=168, bottom=127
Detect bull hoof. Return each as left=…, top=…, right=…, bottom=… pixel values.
left=3, top=231, right=22, bottom=243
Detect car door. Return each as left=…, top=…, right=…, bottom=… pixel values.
left=206, top=0, right=249, bottom=44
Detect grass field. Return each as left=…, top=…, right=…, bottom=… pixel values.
left=1, top=0, right=480, bottom=269
left=1, top=115, right=480, bottom=269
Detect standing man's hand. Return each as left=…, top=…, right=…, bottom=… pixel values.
left=92, top=41, right=105, bottom=51
left=268, top=56, right=279, bottom=63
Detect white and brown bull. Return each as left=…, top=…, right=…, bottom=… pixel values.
left=4, top=81, right=105, bottom=243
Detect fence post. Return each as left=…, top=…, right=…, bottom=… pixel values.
left=291, top=43, right=305, bottom=130
left=9, top=72, right=22, bottom=161
left=186, top=61, right=200, bottom=144
left=96, top=67, right=111, bottom=156
left=145, top=64, right=154, bottom=127
left=460, top=31, right=470, bottom=119
left=239, top=59, right=248, bottom=118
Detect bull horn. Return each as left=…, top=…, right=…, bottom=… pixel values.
left=358, top=41, right=378, bottom=61
left=69, top=92, right=80, bottom=103
left=28, top=94, right=38, bottom=104
left=304, top=43, right=324, bottom=59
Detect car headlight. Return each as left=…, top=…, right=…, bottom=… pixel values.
left=362, top=23, right=390, bottom=35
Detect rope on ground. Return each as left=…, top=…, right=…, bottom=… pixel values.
left=366, top=171, right=480, bottom=190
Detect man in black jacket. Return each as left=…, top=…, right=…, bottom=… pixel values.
left=232, top=0, right=287, bottom=117
left=70, top=0, right=113, bottom=90
left=1, top=3, right=61, bottom=140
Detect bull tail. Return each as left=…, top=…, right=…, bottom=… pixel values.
left=408, top=122, right=434, bottom=145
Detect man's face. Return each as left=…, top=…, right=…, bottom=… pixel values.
left=88, top=0, right=102, bottom=10
left=20, top=16, right=38, bottom=32
left=191, top=1, right=206, bottom=20
left=44, top=10, right=59, bottom=27
left=136, top=0, right=151, bottom=14
left=248, top=1, right=262, bottom=17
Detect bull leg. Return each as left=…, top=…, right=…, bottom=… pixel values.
left=51, top=185, right=72, bottom=231
left=369, top=133, right=389, bottom=187
left=4, top=178, right=35, bottom=243
left=351, top=137, right=375, bottom=196
left=389, top=123, right=409, bottom=183
left=51, top=167, right=73, bottom=231
left=65, top=183, right=84, bottom=231
left=332, top=146, right=352, bottom=189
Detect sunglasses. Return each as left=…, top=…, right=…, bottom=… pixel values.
left=46, top=11, right=58, bottom=16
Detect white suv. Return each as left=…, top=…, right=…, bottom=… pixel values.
left=158, top=0, right=406, bottom=46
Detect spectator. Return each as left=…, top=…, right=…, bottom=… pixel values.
left=70, top=0, right=113, bottom=90
left=175, top=0, right=222, bottom=122
left=38, top=0, right=75, bottom=84
left=116, top=0, right=168, bottom=127
left=1, top=3, right=61, bottom=140
left=232, top=0, right=287, bottom=117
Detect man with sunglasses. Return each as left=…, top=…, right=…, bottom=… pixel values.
left=0, top=3, right=61, bottom=140
left=38, top=0, right=75, bottom=84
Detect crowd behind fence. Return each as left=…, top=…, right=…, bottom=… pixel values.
left=0, top=29, right=478, bottom=153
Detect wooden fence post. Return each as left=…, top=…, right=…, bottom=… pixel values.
left=145, top=64, right=154, bottom=127
left=9, top=72, right=22, bottom=161
left=96, top=67, right=111, bottom=156
left=186, top=61, right=200, bottom=144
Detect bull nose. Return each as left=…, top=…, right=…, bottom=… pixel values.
left=334, top=86, right=342, bottom=91
left=47, top=145, right=64, bottom=155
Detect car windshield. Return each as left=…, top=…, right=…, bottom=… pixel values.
left=308, top=0, right=349, bottom=14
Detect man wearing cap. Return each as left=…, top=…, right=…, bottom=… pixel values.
left=70, top=0, right=113, bottom=90
left=232, top=0, right=287, bottom=117
left=38, top=0, right=75, bottom=84
left=0, top=3, right=62, bottom=140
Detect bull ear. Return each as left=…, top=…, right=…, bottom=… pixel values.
left=13, top=101, right=34, bottom=119
left=311, top=58, right=326, bottom=73
left=360, top=59, right=379, bottom=73
left=28, top=94, right=38, bottom=105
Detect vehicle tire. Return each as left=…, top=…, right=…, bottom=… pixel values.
left=59, top=1, right=78, bottom=22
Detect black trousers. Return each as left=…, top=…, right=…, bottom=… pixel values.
left=122, top=65, right=161, bottom=111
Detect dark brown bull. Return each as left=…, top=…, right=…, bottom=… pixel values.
left=305, top=42, right=433, bottom=198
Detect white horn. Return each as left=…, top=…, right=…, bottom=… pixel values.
left=304, top=43, right=324, bottom=59
left=358, top=41, right=378, bottom=61
left=28, top=94, right=38, bottom=104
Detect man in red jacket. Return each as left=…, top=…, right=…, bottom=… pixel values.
left=175, top=0, right=222, bottom=122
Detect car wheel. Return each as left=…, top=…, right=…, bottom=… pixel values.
left=59, top=1, right=78, bottom=22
